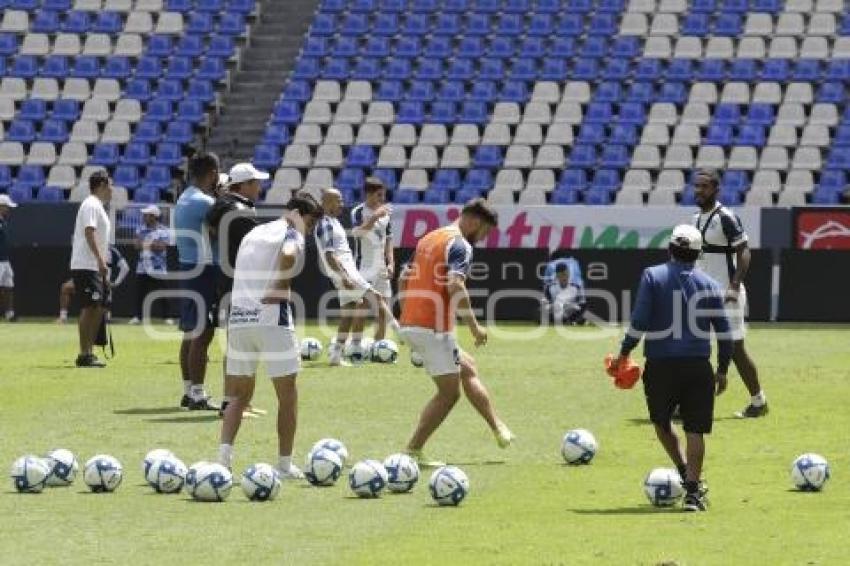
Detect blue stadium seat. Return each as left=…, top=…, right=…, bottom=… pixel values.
left=415, top=59, right=444, bottom=80
left=134, top=121, right=163, bottom=143
left=0, top=166, right=12, bottom=189
left=228, top=0, right=255, bottom=14
left=11, top=0, right=39, bottom=7
left=466, top=14, right=492, bottom=36
left=165, top=121, right=193, bottom=144
left=393, top=189, right=420, bottom=204
left=123, top=143, right=151, bottom=166
left=45, top=0, right=72, bottom=9
left=535, top=0, right=561, bottom=12
left=479, top=59, right=505, bottom=81
left=721, top=0, right=748, bottom=12
left=718, top=190, right=742, bottom=206
left=596, top=82, right=622, bottom=103
left=373, top=13, right=399, bottom=35
left=402, top=13, right=431, bottom=35
left=208, top=36, right=235, bottom=59
left=93, top=11, right=123, bottom=34
left=459, top=101, right=489, bottom=124
left=473, top=146, right=503, bottom=168
left=454, top=187, right=486, bottom=203
left=40, top=119, right=69, bottom=144
left=282, top=81, right=312, bottom=102
left=509, top=58, right=538, bottom=81
left=62, top=10, right=91, bottom=33
left=363, top=37, right=390, bottom=58
left=154, top=143, right=182, bottom=167
left=217, top=14, right=245, bottom=35
left=550, top=188, right=580, bottom=204
left=729, top=59, right=758, bottom=81
left=337, top=168, right=365, bottom=192
left=188, top=80, right=215, bottom=103
left=437, top=81, right=465, bottom=102
left=826, top=148, right=850, bottom=170
left=609, top=125, right=638, bottom=146
left=602, top=58, right=630, bottom=80
left=834, top=126, right=850, bottom=146
left=330, top=37, right=357, bottom=57
left=197, top=58, right=226, bottom=82
left=271, top=101, right=301, bottom=125
left=598, top=0, right=624, bottom=11
left=104, top=57, right=132, bottom=80
left=473, top=0, right=500, bottom=12
left=528, top=14, right=553, bottom=36
left=114, top=165, right=140, bottom=189
left=658, top=82, right=687, bottom=104
left=462, top=169, right=492, bottom=191
left=826, top=60, right=850, bottom=81
left=682, top=13, right=709, bottom=36
left=626, top=82, right=654, bottom=103
left=20, top=99, right=47, bottom=121
left=585, top=103, right=613, bottom=124
left=311, top=14, right=337, bottom=36
left=619, top=103, right=646, bottom=126
left=458, top=37, right=484, bottom=59
left=424, top=37, right=452, bottom=58
left=397, top=101, right=425, bottom=124
left=666, top=59, right=694, bottom=81
left=407, top=81, right=435, bottom=102
left=714, top=13, right=742, bottom=36
left=499, top=81, right=528, bottom=103
left=32, top=10, right=61, bottom=33
left=166, top=0, right=193, bottom=10
left=380, top=0, right=407, bottom=12
left=42, top=55, right=71, bottom=79
left=519, top=37, right=546, bottom=58
left=187, top=13, right=215, bottom=35
left=600, top=146, right=629, bottom=169
left=176, top=35, right=205, bottom=57
left=341, top=13, right=369, bottom=35
left=17, top=166, right=44, bottom=188
left=143, top=166, right=172, bottom=190
left=431, top=101, right=457, bottom=123
left=447, top=58, right=475, bottom=80
left=375, top=80, right=404, bottom=101
left=11, top=56, right=38, bottom=79
left=793, top=59, right=821, bottom=81
left=698, top=60, right=726, bottom=81
left=9, top=184, right=33, bottom=203
left=680, top=187, right=697, bottom=206
left=706, top=125, right=734, bottom=146
left=571, top=59, right=598, bottom=81
left=137, top=57, right=164, bottom=80
left=442, top=0, right=469, bottom=10
left=820, top=171, right=847, bottom=191
left=147, top=35, right=173, bottom=57
left=497, top=14, right=523, bottom=36
left=0, top=33, right=17, bottom=56
left=322, top=58, right=350, bottom=80
left=634, top=59, right=663, bottom=81
left=37, top=186, right=64, bottom=202
left=0, top=57, right=8, bottom=76
left=262, top=125, right=290, bottom=146
left=589, top=14, right=617, bottom=36
left=383, top=59, right=412, bottom=80
left=423, top=188, right=451, bottom=204
left=721, top=171, right=748, bottom=192
left=761, top=59, right=790, bottom=82
left=53, top=99, right=80, bottom=122
left=591, top=169, right=620, bottom=191
left=318, top=0, right=344, bottom=11
left=581, top=37, right=609, bottom=59
left=198, top=0, right=224, bottom=11
left=551, top=37, right=576, bottom=58
left=91, top=144, right=120, bottom=166
left=558, top=14, right=584, bottom=36
left=134, top=187, right=161, bottom=204
left=736, top=126, right=765, bottom=147
left=577, top=124, right=606, bottom=144
left=157, top=79, right=185, bottom=102
left=371, top=169, right=398, bottom=190
left=253, top=144, right=281, bottom=170
left=841, top=13, right=850, bottom=34
left=351, top=0, right=378, bottom=12
left=692, top=0, right=716, bottom=12
left=714, top=104, right=741, bottom=125
left=569, top=145, right=597, bottom=168
left=346, top=145, right=377, bottom=167
left=746, top=104, right=774, bottom=126
left=7, top=120, right=36, bottom=143
left=126, top=79, right=153, bottom=102
left=148, top=99, right=175, bottom=122
left=433, top=170, right=462, bottom=191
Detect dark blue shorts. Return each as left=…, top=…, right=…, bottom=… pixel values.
left=178, top=263, right=219, bottom=333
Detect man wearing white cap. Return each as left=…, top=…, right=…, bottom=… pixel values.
left=0, top=194, right=18, bottom=322
left=615, top=224, right=733, bottom=512
left=130, top=205, right=171, bottom=324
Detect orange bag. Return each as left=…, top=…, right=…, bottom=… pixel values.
left=604, top=354, right=642, bottom=389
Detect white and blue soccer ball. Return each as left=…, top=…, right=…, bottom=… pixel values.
left=187, top=462, right=232, bottom=502
left=344, top=341, right=370, bottom=365
left=11, top=455, right=50, bottom=493
left=300, top=337, right=323, bottom=361
left=305, top=448, right=344, bottom=486
left=643, top=468, right=685, bottom=507
left=561, top=429, right=598, bottom=465
left=383, top=453, right=419, bottom=493
left=429, top=466, right=470, bottom=506
left=146, top=455, right=188, bottom=494
left=142, top=448, right=174, bottom=477
left=410, top=349, right=424, bottom=368
left=372, top=339, right=399, bottom=364
left=241, top=463, right=281, bottom=502
left=791, top=453, right=830, bottom=491
left=349, top=460, right=389, bottom=498
left=83, top=455, right=123, bottom=493
left=310, top=438, right=349, bottom=466
left=44, top=448, right=79, bottom=487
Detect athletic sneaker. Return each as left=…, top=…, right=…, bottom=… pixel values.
left=276, top=463, right=305, bottom=480
left=75, top=353, right=105, bottom=368
left=328, top=344, right=351, bottom=367
left=404, top=449, right=446, bottom=468
left=180, top=394, right=191, bottom=409
left=495, top=423, right=516, bottom=449
left=735, top=403, right=769, bottom=419
left=128, top=317, right=141, bottom=325
left=683, top=491, right=708, bottom=512
left=188, top=397, right=220, bottom=411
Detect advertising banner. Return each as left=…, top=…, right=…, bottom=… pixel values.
left=391, top=206, right=762, bottom=250
left=794, top=208, right=850, bottom=250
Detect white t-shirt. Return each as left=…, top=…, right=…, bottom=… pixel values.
left=350, top=203, right=391, bottom=281
left=314, top=215, right=359, bottom=282
left=70, top=195, right=111, bottom=271
left=229, top=219, right=304, bottom=329
left=693, top=202, right=748, bottom=289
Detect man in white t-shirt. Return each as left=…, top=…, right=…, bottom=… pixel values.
left=69, top=170, right=113, bottom=368
left=693, top=169, right=767, bottom=419
left=349, top=177, right=394, bottom=342
left=0, top=194, right=17, bottom=322
left=218, top=192, right=323, bottom=479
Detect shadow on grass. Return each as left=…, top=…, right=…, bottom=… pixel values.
left=114, top=407, right=183, bottom=416
left=444, top=460, right=507, bottom=467
left=145, top=415, right=219, bottom=424
left=570, top=506, right=675, bottom=515
left=626, top=416, right=739, bottom=426
left=33, top=364, right=77, bottom=370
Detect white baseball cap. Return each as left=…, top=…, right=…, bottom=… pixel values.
left=218, top=173, right=230, bottom=186
left=141, top=205, right=161, bottom=217
left=228, top=163, right=269, bottom=184
left=0, top=194, right=18, bottom=208
left=669, top=224, right=703, bottom=251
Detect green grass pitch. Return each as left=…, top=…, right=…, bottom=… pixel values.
left=1, top=322, right=848, bottom=565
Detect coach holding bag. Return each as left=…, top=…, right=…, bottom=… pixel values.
left=614, top=225, right=733, bottom=512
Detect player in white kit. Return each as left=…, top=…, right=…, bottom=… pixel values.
left=316, top=188, right=395, bottom=366
left=693, top=169, right=767, bottom=419
left=350, top=177, right=395, bottom=341
left=218, top=192, right=323, bottom=478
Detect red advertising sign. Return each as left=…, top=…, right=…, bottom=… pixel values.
left=796, top=209, right=850, bottom=249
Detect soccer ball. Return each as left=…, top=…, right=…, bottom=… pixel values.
left=142, top=448, right=174, bottom=477
left=146, top=455, right=188, bottom=494
left=643, top=468, right=685, bottom=507
left=301, top=337, right=323, bottom=361
left=83, top=455, right=123, bottom=493
left=344, top=341, right=369, bottom=365
left=241, top=463, right=281, bottom=502
left=187, top=462, right=232, bottom=502
left=561, top=429, right=598, bottom=464
left=383, top=453, right=419, bottom=493
left=44, top=448, right=79, bottom=487
left=310, top=438, right=349, bottom=465
left=791, top=453, right=830, bottom=491
left=410, top=350, right=424, bottom=368
left=305, top=448, right=344, bottom=486
left=10, top=455, right=50, bottom=493
left=348, top=460, right=389, bottom=498
left=429, top=466, right=469, bottom=506
left=372, top=339, right=399, bottom=363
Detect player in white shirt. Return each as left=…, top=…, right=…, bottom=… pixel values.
left=69, top=171, right=113, bottom=368
left=693, top=169, right=767, bottom=419
left=350, top=177, right=395, bottom=342
left=218, top=192, right=323, bottom=479
left=315, top=188, right=395, bottom=366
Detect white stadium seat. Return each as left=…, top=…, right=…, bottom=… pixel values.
left=451, top=124, right=481, bottom=146
left=282, top=144, right=312, bottom=168
left=125, top=12, right=154, bottom=34
left=344, top=81, right=372, bottom=102
left=114, top=99, right=143, bottom=122
left=728, top=147, right=758, bottom=170
left=800, top=37, right=829, bottom=58
left=673, top=37, right=702, bottom=58
left=504, top=145, right=533, bottom=168
left=482, top=123, right=512, bottom=146
left=552, top=102, right=583, bottom=124
left=744, top=13, right=772, bottom=36
left=303, top=102, right=332, bottom=124
left=32, top=78, right=60, bottom=100
left=531, top=82, right=560, bottom=104
left=518, top=187, right=547, bottom=205
left=53, top=34, right=82, bottom=56
left=649, top=14, right=678, bottom=36
left=387, top=124, right=417, bottom=146
left=272, top=169, right=301, bottom=190
left=314, top=81, right=341, bottom=103
left=0, top=142, right=25, bottom=165
left=27, top=143, right=57, bottom=166
left=631, top=145, right=661, bottom=169
left=494, top=170, right=524, bottom=192
left=419, top=124, right=448, bottom=146
left=0, top=78, right=27, bottom=101
left=534, top=145, right=565, bottom=168
left=641, top=124, right=670, bottom=146
left=82, top=99, right=111, bottom=122
left=671, top=124, right=700, bottom=146
left=750, top=170, right=781, bottom=193
left=544, top=124, right=573, bottom=145
left=101, top=120, right=131, bottom=144
left=58, top=143, right=89, bottom=166
left=93, top=79, right=121, bottom=102
left=21, top=34, right=50, bottom=56
left=334, top=101, right=363, bottom=124
left=656, top=170, right=685, bottom=192
left=408, top=146, right=438, bottom=169
left=365, top=102, right=394, bottom=124
left=293, top=124, right=322, bottom=146
left=325, top=124, right=353, bottom=145
left=70, top=121, right=101, bottom=144
left=399, top=169, right=428, bottom=190
left=768, top=125, right=799, bottom=147
left=303, top=168, right=333, bottom=189
left=623, top=170, right=652, bottom=193
left=155, top=12, right=184, bottom=34
left=83, top=34, right=113, bottom=56
left=514, top=124, right=542, bottom=147
left=47, top=165, right=77, bottom=189
left=487, top=187, right=515, bottom=205
left=492, top=102, right=521, bottom=125
left=355, top=123, right=385, bottom=146
left=562, top=82, right=591, bottom=104
left=312, top=144, right=343, bottom=168
left=0, top=11, right=28, bottom=33
left=114, top=34, right=144, bottom=57
left=526, top=170, right=556, bottom=192
left=696, top=146, right=725, bottom=169
left=759, top=147, right=789, bottom=170
left=792, top=148, right=822, bottom=171
left=377, top=145, right=408, bottom=168
left=663, top=145, right=693, bottom=169
left=440, top=145, right=470, bottom=168
left=620, top=13, right=648, bottom=35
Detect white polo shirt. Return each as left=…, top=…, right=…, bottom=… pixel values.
left=693, top=202, right=748, bottom=289
left=70, top=195, right=111, bottom=271
left=350, top=202, right=391, bottom=281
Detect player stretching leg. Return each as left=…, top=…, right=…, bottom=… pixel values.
left=399, top=199, right=514, bottom=467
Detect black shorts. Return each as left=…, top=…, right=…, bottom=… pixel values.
left=178, top=264, right=219, bottom=333
left=71, top=269, right=107, bottom=308
left=643, top=357, right=715, bottom=434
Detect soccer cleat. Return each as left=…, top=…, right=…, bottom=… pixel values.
left=404, top=449, right=446, bottom=469
left=735, top=403, right=769, bottom=419
left=75, top=353, right=105, bottom=368
left=180, top=394, right=191, bottom=409
left=276, top=463, right=305, bottom=480
left=188, top=397, right=220, bottom=411
left=683, top=491, right=708, bottom=512
left=495, top=423, right=516, bottom=449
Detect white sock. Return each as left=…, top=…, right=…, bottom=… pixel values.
left=218, top=444, right=233, bottom=467
left=5, top=310, right=14, bottom=319
left=183, top=380, right=191, bottom=395
left=190, top=384, right=206, bottom=401
left=59, top=309, right=68, bottom=321
left=751, top=391, right=766, bottom=407
left=278, top=455, right=292, bottom=471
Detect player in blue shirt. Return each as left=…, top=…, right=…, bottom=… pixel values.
left=172, top=153, right=221, bottom=411
left=615, top=225, right=733, bottom=512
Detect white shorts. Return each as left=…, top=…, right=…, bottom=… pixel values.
left=365, top=274, right=391, bottom=299
left=0, top=261, right=13, bottom=288
left=226, top=325, right=300, bottom=379
left=725, top=286, right=747, bottom=341
left=400, top=326, right=460, bottom=377
left=333, top=271, right=372, bottom=306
